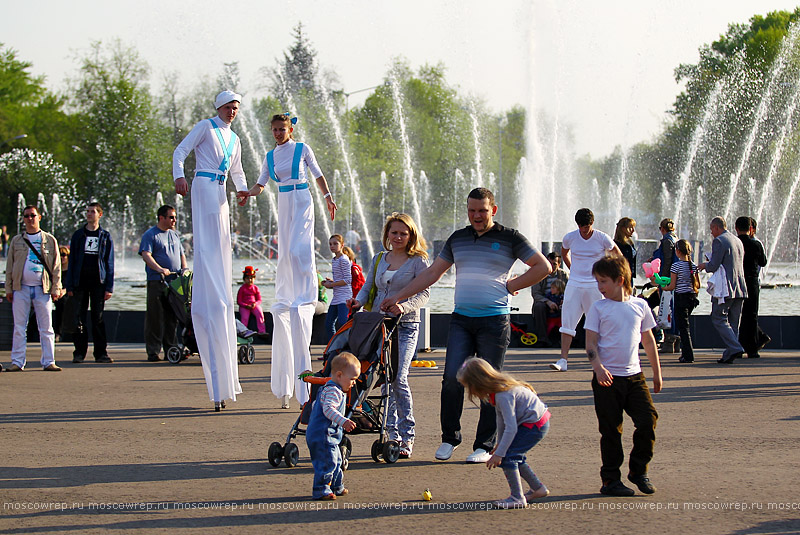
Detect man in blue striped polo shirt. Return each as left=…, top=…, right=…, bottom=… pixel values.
left=381, top=188, right=551, bottom=463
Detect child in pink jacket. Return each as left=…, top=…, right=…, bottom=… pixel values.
left=237, top=266, right=266, bottom=334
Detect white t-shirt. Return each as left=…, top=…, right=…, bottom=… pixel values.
left=584, top=296, right=656, bottom=377
left=562, top=228, right=615, bottom=285
left=21, top=232, right=44, bottom=286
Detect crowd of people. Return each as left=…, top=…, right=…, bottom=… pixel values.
left=1, top=89, right=775, bottom=506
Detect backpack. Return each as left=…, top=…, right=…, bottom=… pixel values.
left=351, top=262, right=365, bottom=297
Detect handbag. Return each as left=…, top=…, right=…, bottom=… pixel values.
left=363, top=252, right=384, bottom=311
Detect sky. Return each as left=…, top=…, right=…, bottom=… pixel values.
left=2, top=0, right=799, bottom=158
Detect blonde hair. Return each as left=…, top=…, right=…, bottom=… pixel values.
left=331, top=351, right=359, bottom=373
left=342, top=246, right=356, bottom=262
left=381, top=212, right=428, bottom=259
left=456, top=357, right=535, bottom=403
left=614, top=217, right=636, bottom=245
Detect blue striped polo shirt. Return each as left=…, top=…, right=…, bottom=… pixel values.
left=439, top=224, right=538, bottom=317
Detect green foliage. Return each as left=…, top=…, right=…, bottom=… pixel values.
left=69, top=40, right=172, bottom=240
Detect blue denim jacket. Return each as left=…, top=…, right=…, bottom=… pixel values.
left=65, top=225, right=115, bottom=292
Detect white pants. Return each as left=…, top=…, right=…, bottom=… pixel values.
left=191, top=176, right=242, bottom=402
left=559, top=282, right=603, bottom=336
left=11, top=285, right=55, bottom=368
left=270, top=187, right=316, bottom=404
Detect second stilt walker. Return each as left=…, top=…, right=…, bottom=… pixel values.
left=174, top=90, right=248, bottom=411
left=239, top=113, right=336, bottom=408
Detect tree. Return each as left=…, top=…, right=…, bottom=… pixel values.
left=69, top=40, right=172, bottom=241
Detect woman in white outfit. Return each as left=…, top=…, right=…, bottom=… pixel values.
left=174, top=90, right=248, bottom=411
left=239, top=113, right=336, bottom=408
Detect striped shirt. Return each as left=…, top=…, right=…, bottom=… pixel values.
left=330, top=255, right=352, bottom=305
left=439, top=223, right=538, bottom=317
left=670, top=259, right=697, bottom=294
left=320, top=384, right=349, bottom=427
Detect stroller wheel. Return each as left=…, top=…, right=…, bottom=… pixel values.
left=166, top=346, right=183, bottom=364
left=267, top=441, right=284, bottom=467
left=284, top=443, right=300, bottom=467
left=371, top=440, right=383, bottom=463
left=237, top=345, right=247, bottom=364
left=383, top=440, right=400, bottom=464
left=340, top=445, right=350, bottom=471
left=341, top=436, right=352, bottom=458
left=246, top=345, right=255, bottom=364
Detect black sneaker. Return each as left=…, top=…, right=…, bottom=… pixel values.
left=95, top=355, right=114, bottom=363
left=628, top=474, right=656, bottom=494
left=72, top=356, right=85, bottom=363
left=678, top=356, right=694, bottom=363
left=147, top=355, right=161, bottom=362
left=600, top=480, right=635, bottom=497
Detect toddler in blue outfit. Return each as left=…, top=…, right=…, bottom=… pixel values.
left=457, top=357, right=551, bottom=509
left=306, top=351, right=359, bottom=500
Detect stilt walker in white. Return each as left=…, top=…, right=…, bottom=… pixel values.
left=239, top=113, right=336, bottom=408
left=174, top=90, right=248, bottom=411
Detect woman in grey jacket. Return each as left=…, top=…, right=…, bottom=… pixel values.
left=348, top=213, right=429, bottom=458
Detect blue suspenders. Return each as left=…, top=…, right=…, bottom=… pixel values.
left=200, top=118, right=237, bottom=184
left=266, top=143, right=308, bottom=191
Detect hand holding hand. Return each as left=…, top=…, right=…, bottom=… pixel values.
left=236, top=190, right=249, bottom=206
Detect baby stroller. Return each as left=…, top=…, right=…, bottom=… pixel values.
left=161, top=270, right=255, bottom=365
left=267, top=311, right=400, bottom=470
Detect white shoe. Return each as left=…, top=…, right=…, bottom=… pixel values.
left=493, top=496, right=527, bottom=509
left=525, top=485, right=550, bottom=501
left=281, top=395, right=290, bottom=409
left=465, top=448, right=491, bottom=463
left=550, top=358, right=568, bottom=372
left=435, top=442, right=457, bottom=461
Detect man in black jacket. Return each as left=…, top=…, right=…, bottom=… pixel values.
left=736, top=216, right=770, bottom=358
left=66, top=202, right=115, bottom=363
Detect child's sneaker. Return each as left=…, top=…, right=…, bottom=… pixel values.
left=493, top=496, right=527, bottom=509
left=334, top=488, right=349, bottom=496
left=524, top=485, right=550, bottom=501
left=399, top=441, right=413, bottom=459
left=314, top=493, right=336, bottom=501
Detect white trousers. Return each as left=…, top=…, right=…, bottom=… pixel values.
left=191, top=176, right=241, bottom=402
left=270, top=187, right=316, bottom=404
left=11, top=285, right=55, bottom=368
left=559, top=282, right=603, bottom=336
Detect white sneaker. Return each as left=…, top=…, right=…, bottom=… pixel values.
left=465, top=448, right=491, bottom=463
left=435, top=443, right=457, bottom=460
left=493, top=496, right=527, bottom=509
left=550, top=358, right=568, bottom=372
left=281, top=395, right=290, bottom=409
left=525, top=485, right=550, bottom=501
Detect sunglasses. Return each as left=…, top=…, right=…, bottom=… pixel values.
left=60, top=253, right=68, bottom=257
left=23, top=214, right=37, bottom=218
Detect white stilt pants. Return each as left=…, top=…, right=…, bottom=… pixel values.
left=271, top=187, right=317, bottom=404
left=191, top=176, right=242, bottom=402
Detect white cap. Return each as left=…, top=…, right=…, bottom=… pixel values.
left=214, top=90, right=242, bottom=109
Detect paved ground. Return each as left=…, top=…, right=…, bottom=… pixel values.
left=1, top=342, right=799, bottom=534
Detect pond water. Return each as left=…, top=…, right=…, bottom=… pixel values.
left=104, top=257, right=799, bottom=316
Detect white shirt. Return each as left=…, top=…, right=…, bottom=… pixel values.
left=172, top=116, right=247, bottom=191
left=562, top=228, right=615, bottom=285
left=21, top=232, right=44, bottom=286
left=584, top=297, right=656, bottom=377
left=256, top=139, right=323, bottom=186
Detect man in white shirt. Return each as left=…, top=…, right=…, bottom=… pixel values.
left=551, top=208, right=621, bottom=372
left=173, top=90, right=248, bottom=410
left=5, top=205, right=63, bottom=371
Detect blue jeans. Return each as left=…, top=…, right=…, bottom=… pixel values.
left=324, top=303, right=350, bottom=343
left=441, top=313, right=510, bottom=451
left=386, top=322, right=419, bottom=444
left=499, top=421, right=550, bottom=469
left=11, top=285, right=55, bottom=368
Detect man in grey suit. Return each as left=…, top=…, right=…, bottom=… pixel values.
left=698, top=216, right=748, bottom=364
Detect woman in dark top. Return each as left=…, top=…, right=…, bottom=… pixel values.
left=614, top=217, right=637, bottom=279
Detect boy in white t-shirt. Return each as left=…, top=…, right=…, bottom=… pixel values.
left=551, top=208, right=621, bottom=371
left=585, top=255, right=662, bottom=497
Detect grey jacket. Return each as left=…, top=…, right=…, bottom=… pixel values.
left=355, top=252, right=430, bottom=323
left=706, top=229, right=747, bottom=299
